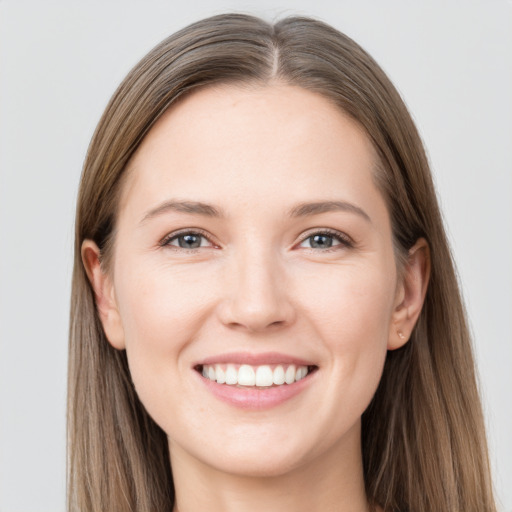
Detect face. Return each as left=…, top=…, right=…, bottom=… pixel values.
left=94, top=84, right=409, bottom=477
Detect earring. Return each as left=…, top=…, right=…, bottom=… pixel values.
left=397, top=330, right=406, bottom=340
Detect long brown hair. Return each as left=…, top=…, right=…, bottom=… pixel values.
left=68, top=13, right=496, bottom=511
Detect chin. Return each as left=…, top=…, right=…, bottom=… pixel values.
left=177, top=428, right=319, bottom=479
left=205, top=449, right=306, bottom=479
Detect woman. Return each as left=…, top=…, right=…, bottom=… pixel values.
left=68, top=13, right=496, bottom=512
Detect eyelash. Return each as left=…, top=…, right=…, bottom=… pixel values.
left=159, top=228, right=354, bottom=253
left=298, top=228, right=354, bottom=252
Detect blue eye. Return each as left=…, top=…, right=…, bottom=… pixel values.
left=299, top=230, right=351, bottom=250
left=161, top=229, right=352, bottom=252
left=164, top=231, right=211, bottom=250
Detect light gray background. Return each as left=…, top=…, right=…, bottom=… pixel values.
left=0, top=1, right=510, bottom=511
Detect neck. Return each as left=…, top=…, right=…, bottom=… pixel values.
left=169, top=423, right=370, bottom=512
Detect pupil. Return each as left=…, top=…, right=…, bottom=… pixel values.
left=179, top=234, right=201, bottom=248
left=311, top=234, right=332, bottom=248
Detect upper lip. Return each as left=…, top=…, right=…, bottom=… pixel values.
left=194, top=351, right=317, bottom=367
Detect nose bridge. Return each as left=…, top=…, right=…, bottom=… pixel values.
left=220, top=240, right=294, bottom=331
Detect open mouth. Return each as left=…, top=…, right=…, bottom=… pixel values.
left=194, top=363, right=319, bottom=388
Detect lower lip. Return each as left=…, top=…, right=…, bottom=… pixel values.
left=196, top=370, right=317, bottom=410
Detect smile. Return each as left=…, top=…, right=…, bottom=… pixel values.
left=198, top=363, right=317, bottom=388
left=194, top=355, right=319, bottom=409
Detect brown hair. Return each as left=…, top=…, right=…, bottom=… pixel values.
left=68, top=13, right=496, bottom=511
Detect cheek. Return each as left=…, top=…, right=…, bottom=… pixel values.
left=297, top=263, right=395, bottom=416
left=116, top=260, right=211, bottom=343
left=296, top=260, right=396, bottom=344
left=113, top=262, right=213, bottom=399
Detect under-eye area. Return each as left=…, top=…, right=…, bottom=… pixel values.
left=195, top=364, right=319, bottom=388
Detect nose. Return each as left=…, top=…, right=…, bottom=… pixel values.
left=217, top=248, right=296, bottom=333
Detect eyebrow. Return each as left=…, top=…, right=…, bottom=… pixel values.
left=140, top=199, right=371, bottom=223
left=287, top=201, right=371, bottom=223
left=141, top=200, right=225, bottom=223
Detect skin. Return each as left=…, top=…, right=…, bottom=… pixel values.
left=83, top=83, right=429, bottom=512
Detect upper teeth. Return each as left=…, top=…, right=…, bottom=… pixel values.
left=201, top=364, right=310, bottom=387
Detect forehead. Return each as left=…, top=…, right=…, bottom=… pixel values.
left=119, top=83, right=382, bottom=221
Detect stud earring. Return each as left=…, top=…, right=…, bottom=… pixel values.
left=397, top=330, right=406, bottom=340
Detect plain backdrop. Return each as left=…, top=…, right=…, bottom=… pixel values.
left=0, top=1, right=510, bottom=511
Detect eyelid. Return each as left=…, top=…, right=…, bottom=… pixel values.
left=296, top=228, right=354, bottom=249
left=159, top=228, right=218, bottom=250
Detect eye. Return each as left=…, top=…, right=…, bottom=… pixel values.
left=161, top=230, right=214, bottom=250
left=298, top=229, right=353, bottom=251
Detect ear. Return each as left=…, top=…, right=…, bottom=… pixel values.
left=388, top=238, right=431, bottom=350
left=81, top=240, right=126, bottom=350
